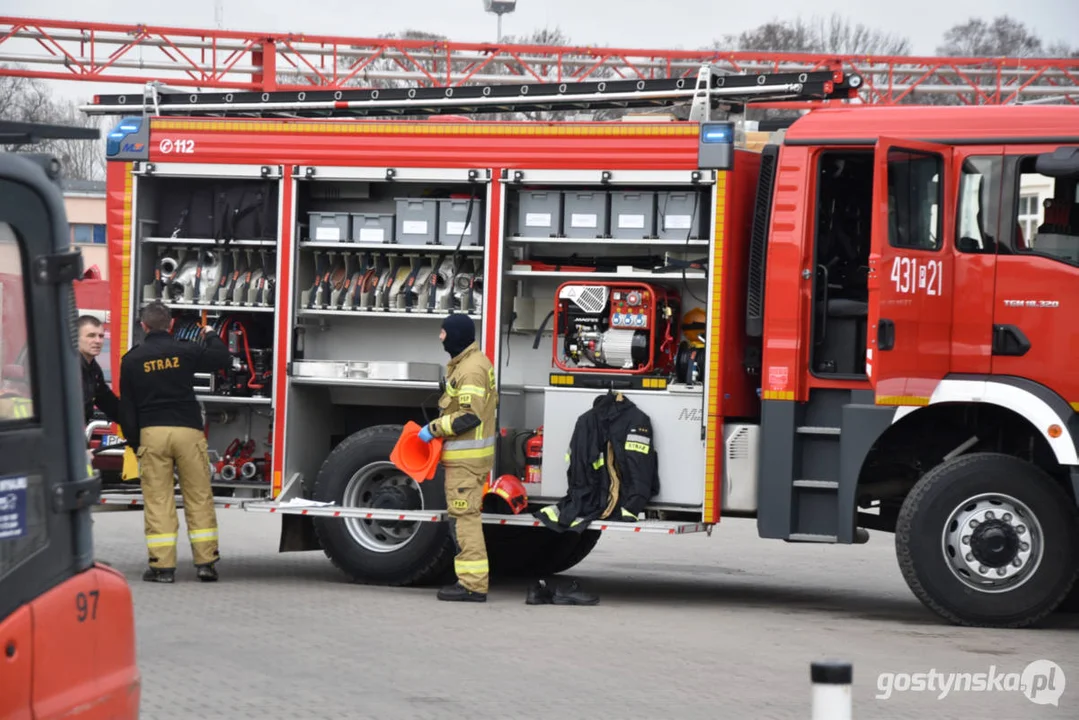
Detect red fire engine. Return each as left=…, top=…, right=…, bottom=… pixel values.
left=81, top=64, right=1079, bottom=629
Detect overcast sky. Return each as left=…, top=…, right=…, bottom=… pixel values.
left=4, top=0, right=1077, bottom=101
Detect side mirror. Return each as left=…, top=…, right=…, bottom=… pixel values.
left=1034, top=147, right=1079, bottom=178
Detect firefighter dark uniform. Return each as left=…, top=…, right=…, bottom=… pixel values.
left=118, top=325, right=231, bottom=582
left=82, top=354, right=119, bottom=424
left=420, top=313, right=497, bottom=602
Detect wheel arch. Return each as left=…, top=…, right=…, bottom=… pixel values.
left=855, top=385, right=1079, bottom=533
left=893, top=376, right=1079, bottom=467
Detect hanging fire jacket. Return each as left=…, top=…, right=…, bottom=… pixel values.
left=536, top=391, right=659, bottom=532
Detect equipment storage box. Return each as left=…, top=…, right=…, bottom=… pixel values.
left=395, top=198, right=439, bottom=245
left=610, top=191, right=657, bottom=239
left=308, top=212, right=351, bottom=242
left=437, top=198, right=483, bottom=246
left=539, top=387, right=705, bottom=506
left=517, top=190, right=562, bottom=237
left=562, top=190, right=610, bottom=238
left=351, top=213, right=395, bottom=243
left=656, top=191, right=703, bottom=239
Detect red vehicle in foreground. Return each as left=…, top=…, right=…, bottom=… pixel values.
left=0, top=120, right=140, bottom=719
left=84, top=66, right=1079, bottom=628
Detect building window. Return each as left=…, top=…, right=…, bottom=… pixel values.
left=1017, top=194, right=1041, bottom=245
left=72, top=223, right=106, bottom=245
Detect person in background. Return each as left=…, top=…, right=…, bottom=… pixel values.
left=78, top=315, right=119, bottom=425
left=418, top=313, right=498, bottom=602
left=118, top=301, right=231, bottom=584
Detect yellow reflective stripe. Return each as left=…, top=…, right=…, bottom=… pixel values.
left=444, top=436, right=495, bottom=450
left=455, top=559, right=489, bottom=574
left=592, top=456, right=605, bottom=469
left=488, top=368, right=496, bottom=389
left=459, top=384, right=486, bottom=396
left=12, top=398, right=32, bottom=419
left=620, top=508, right=638, bottom=521
left=564, top=452, right=570, bottom=461
left=442, top=445, right=496, bottom=460
left=439, top=416, right=453, bottom=435
left=146, top=533, right=177, bottom=548
left=188, top=528, right=218, bottom=543
left=625, top=441, right=650, bottom=454
left=445, top=384, right=459, bottom=397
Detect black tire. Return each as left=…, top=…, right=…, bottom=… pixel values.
left=484, top=524, right=601, bottom=578
left=311, top=424, right=455, bottom=586
left=895, top=452, right=1079, bottom=628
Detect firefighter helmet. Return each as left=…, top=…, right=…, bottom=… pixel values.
left=484, top=474, right=529, bottom=515
left=682, top=308, right=706, bottom=346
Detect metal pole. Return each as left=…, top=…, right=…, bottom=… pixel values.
left=496, top=13, right=502, bottom=43
left=810, top=661, right=852, bottom=720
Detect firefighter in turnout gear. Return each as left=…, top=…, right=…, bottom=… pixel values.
left=418, top=313, right=497, bottom=602
left=118, top=301, right=232, bottom=583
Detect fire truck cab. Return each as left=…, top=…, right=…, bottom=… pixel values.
left=0, top=121, right=140, bottom=719
left=86, top=69, right=1079, bottom=628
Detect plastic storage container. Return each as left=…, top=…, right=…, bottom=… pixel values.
left=562, top=191, right=610, bottom=238
left=516, top=190, right=563, bottom=237
left=395, top=199, right=439, bottom=245
left=610, top=191, right=657, bottom=239
left=656, top=191, right=703, bottom=239
left=350, top=213, right=395, bottom=243
left=308, top=212, right=350, bottom=242
left=437, top=199, right=483, bottom=246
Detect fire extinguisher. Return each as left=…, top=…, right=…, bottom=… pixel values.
left=524, top=427, right=543, bottom=485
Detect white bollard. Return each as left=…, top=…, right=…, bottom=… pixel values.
left=811, top=660, right=853, bottom=720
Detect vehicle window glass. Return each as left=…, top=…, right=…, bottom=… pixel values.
left=887, top=149, right=943, bottom=251
left=0, top=222, right=35, bottom=422
left=956, top=156, right=1002, bottom=254
left=1013, top=155, right=1079, bottom=265
left=0, top=219, right=46, bottom=581
left=99, top=332, right=112, bottom=383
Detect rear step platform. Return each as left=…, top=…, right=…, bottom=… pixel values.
left=99, top=492, right=257, bottom=509
left=243, top=501, right=709, bottom=535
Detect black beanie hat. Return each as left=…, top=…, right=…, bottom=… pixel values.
left=441, top=313, right=475, bottom=357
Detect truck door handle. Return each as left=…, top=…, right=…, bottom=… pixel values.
left=878, top=319, right=895, bottom=351
left=992, top=324, right=1031, bottom=357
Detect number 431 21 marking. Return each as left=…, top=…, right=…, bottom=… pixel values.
left=890, top=256, right=943, bottom=296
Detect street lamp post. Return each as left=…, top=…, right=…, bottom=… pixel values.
left=483, top=0, right=517, bottom=42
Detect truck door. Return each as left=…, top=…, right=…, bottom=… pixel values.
left=991, top=146, right=1079, bottom=410
left=0, top=153, right=103, bottom=717
left=866, top=138, right=955, bottom=404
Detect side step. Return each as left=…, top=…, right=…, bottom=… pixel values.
left=243, top=501, right=709, bottom=535
left=98, top=492, right=255, bottom=509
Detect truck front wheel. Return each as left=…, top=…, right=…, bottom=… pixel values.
left=895, top=452, right=1079, bottom=628
left=311, top=425, right=455, bottom=586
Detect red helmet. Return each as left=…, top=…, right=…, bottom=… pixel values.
left=484, top=474, right=529, bottom=515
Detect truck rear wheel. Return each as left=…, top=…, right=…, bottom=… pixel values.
left=311, top=425, right=455, bottom=586
left=895, top=452, right=1079, bottom=628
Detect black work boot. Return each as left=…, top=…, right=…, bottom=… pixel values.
left=142, top=567, right=175, bottom=583
left=437, top=582, right=487, bottom=603
left=196, top=563, right=218, bottom=582
left=526, top=579, right=554, bottom=605
left=552, top=580, right=599, bottom=606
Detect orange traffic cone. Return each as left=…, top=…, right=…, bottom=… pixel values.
left=390, top=421, right=442, bottom=483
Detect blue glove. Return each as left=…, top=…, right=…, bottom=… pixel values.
left=418, top=425, right=435, bottom=443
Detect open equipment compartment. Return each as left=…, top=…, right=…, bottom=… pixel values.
left=494, top=170, right=714, bottom=511
left=282, top=166, right=492, bottom=492
left=122, top=165, right=283, bottom=499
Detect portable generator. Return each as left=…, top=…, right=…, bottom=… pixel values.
left=553, top=281, right=681, bottom=375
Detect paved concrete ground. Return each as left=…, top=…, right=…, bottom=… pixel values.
left=91, top=506, right=1078, bottom=720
